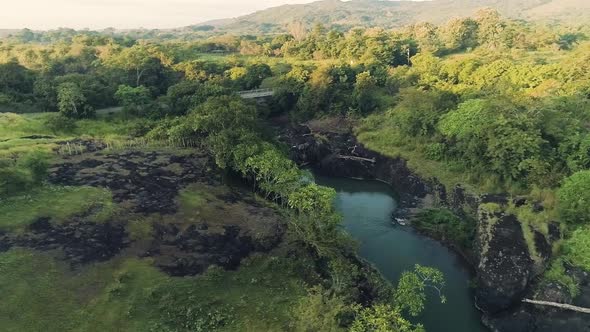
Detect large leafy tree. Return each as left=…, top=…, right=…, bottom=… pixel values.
left=439, top=98, right=545, bottom=181
left=115, top=85, right=152, bottom=115
left=558, top=170, right=590, bottom=224
left=0, top=59, right=35, bottom=102
left=105, top=43, right=172, bottom=87
left=189, top=96, right=259, bottom=168
left=57, top=82, right=93, bottom=118
left=440, top=17, right=479, bottom=51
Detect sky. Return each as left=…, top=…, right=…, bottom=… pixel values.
left=0, top=0, right=334, bottom=30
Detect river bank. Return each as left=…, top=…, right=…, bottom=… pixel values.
left=276, top=120, right=590, bottom=332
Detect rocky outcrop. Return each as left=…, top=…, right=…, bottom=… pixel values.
left=475, top=208, right=534, bottom=313
left=146, top=221, right=285, bottom=276
left=49, top=150, right=219, bottom=214
left=280, top=125, right=429, bottom=208
left=1, top=216, right=129, bottom=265
left=482, top=262, right=590, bottom=332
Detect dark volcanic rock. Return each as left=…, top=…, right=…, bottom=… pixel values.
left=279, top=127, right=429, bottom=206
left=3, top=217, right=128, bottom=265
left=485, top=274, right=590, bottom=332
left=533, top=229, right=552, bottom=260
left=49, top=150, right=218, bottom=214
left=149, top=220, right=285, bottom=277
left=476, top=211, right=534, bottom=314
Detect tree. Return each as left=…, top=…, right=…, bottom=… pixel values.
left=105, top=43, right=170, bottom=87
left=189, top=96, right=259, bottom=168
left=245, top=144, right=301, bottom=202
left=562, top=227, right=590, bottom=271
left=291, top=286, right=346, bottom=332
left=558, top=170, right=590, bottom=224
left=410, top=22, right=442, bottom=54
left=353, top=71, right=378, bottom=115
left=57, top=82, right=93, bottom=118
left=115, top=85, right=152, bottom=115
left=33, top=75, right=58, bottom=112
left=287, top=21, right=308, bottom=41
left=439, top=99, right=545, bottom=182
left=244, top=63, right=272, bottom=90
left=441, top=17, right=479, bottom=51
left=350, top=304, right=424, bottom=332
left=390, top=88, right=455, bottom=137
left=395, top=265, right=446, bottom=317
left=288, top=183, right=336, bottom=218
left=288, top=183, right=342, bottom=257
left=475, top=8, right=505, bottom=49
left=0, top=59, right=35, bottom=99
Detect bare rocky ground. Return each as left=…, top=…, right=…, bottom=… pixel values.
left=1, top=145, right=286, bottom=276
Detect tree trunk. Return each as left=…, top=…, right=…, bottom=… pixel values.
left=136, top=69, right=145, bottom=87
left=523, top=299, right=590, bottom=314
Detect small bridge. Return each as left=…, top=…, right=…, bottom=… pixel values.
left=237, top=88, right=274, bottom=99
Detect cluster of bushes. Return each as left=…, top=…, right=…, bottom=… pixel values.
left=0, top=151, right=50, bottom=196
left=414, top=209, right=476, bottom=249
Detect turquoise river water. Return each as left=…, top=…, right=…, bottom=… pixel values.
left=315, top=175, right=487, bottom=332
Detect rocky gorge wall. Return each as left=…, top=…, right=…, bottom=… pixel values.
left=278, top=124, right=590, bottom=332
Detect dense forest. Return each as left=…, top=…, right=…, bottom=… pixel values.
left=1, top=6, right=590, bottom=331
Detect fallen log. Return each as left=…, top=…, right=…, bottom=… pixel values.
left=336, top=155, right=376, bottom=163
left=523, top=298, right=590, bottom=314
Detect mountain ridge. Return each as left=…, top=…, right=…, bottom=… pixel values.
left=192, top=0, right=590, bottom=34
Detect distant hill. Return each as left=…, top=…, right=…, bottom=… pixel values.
left=0, top=29, right=21, bottom=38
left=3, top=0, right=589, bottom=41
left=191, top=0, right=590, bottom=34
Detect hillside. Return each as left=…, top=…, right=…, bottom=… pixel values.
left=193, top=0, right=590, bottom=34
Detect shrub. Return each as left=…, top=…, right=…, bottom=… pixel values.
left=0, top=167, right=33, bottom=196
left=562, top=227, right=590, bottom=271
left=414, top=208, right=474, bottom=248
left=557, top=170, right=590, bottom=224
left=44, top=113, right=77, bottom=134
left=0, top=151, right=50, bottom=196
left=424, top=142, right=446, bottom=161
left=17, top=150, right=50, bottom=183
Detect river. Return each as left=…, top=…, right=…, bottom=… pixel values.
left=314, top=175, right=487, bottom=332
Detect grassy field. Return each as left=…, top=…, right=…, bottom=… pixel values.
left=0, top=246, right=316, bottom=332
left=0, top=113, right=329, bottom=331
left=0, top=185, right=116, bottom=231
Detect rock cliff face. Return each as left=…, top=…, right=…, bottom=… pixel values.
left=278, top=124, right=590, bottom=332
left=475, top=208, right=534, bottom=314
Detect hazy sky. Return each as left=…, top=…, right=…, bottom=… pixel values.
left=0, top=0, right=327, bottom=30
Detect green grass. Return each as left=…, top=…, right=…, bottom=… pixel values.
left=0, top=185, right=116, bottom=231
left=174, top=183, right=281, bottom=237
left=1, top=112, right=151, bottom=140
left=0, top=247, right=314, bottom=332
left=543, top=259, right=580, bottom=298
left=177, top=183, right=211, bottom=213
left=0, top=249, right=86, bottom=332
left=0, top=112, right=153, bottom=159
left=0, top=112, right=54, bottom=140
